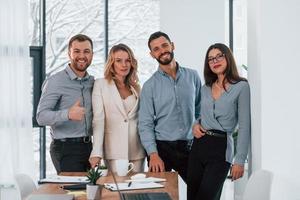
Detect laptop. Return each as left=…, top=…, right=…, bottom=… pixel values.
left=121, top=192, right=172, bottom=200
left=106, top=162, right=172, bottom=200
left=26, top=194, right=74, bottom=200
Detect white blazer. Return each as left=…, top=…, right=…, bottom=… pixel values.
left=90, top=78, right=145, bottom=160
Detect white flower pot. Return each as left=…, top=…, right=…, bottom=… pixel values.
left=86, top=184, right=102, bottom=200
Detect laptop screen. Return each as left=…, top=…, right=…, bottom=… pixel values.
left=121, top=192, right=172, bottom=200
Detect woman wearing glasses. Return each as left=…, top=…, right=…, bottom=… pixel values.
left=187, top=43, right=251, bottom=200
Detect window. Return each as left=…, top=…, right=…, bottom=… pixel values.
left=232, top=0, right=247, bottom=77
left=28, top=0, right=159, bottom=178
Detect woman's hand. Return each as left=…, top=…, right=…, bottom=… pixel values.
left=89, top=156, right=101, bottom=168
left=192, top=123, right=206, bottom=138
left=230, top=164, right=244, bottom=181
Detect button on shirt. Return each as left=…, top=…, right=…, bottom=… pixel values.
left=138, top=64, right=201, bottom=155
left=36, top=65, right=94, bottom=139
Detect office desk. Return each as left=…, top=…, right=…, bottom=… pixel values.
left=34, top=172, right=178, bottom=200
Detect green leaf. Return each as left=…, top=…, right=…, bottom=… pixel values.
left=86, top=167, right=103, bottom=185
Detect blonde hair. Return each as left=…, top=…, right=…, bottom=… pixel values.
left=104, top=43, right=140, bottom=92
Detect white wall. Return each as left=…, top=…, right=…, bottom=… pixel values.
left=248, top=0, right=300, bottom=199
left=160, top=0, right=228, bottom=79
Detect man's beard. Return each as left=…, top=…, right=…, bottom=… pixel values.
left=156, top=51, right=174, bottom=65
left=71, top=59, right=91, bottom=72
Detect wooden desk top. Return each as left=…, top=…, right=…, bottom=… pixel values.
left=34, top=172, right=178, bottom=200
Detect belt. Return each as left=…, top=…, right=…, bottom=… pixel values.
left=156, top=140, right=192, bottom=145
left=205, top=129, right=226, bottom=138
left=54, top=136, right=91, bottom=143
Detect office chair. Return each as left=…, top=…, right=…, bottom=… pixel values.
left=243, top=169, right=273, bottom=200
left=15, top=173, right=37, bottom=200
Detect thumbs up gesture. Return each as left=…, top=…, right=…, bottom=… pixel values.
left=68, top=100, right=85, bottom=121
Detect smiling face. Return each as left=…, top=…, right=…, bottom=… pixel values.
left=68, top=40, right=93, bottom=76
left=207, top=48, right=227, bottom=75
left=149, top=36, right=174, bottom=65
left=113, top=50, right=132, bottom=79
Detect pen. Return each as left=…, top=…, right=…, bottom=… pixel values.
left=128, top=181, right=132, bottom=187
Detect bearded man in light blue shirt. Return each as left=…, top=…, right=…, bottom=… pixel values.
left=138, top=31, right=201, bottom=182
left=37, top=34, right=94, bottom=174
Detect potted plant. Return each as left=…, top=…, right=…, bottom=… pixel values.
left=98, top=165, right=108, bottom=176
left=86, top=167, right=103, bottom=200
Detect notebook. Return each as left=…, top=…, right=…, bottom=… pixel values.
left=26, top=194, right=74, bottom=200
left=62, top=183, right=87, bottom=190
left=39, top=175, right=89, bottom=184
left=105, top=162, right=172, bottom=200
left=104, top=182, right=164, bottom=191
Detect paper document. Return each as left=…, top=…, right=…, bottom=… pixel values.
left=125, top=177, right=166, bottom=183
left=39, top=175, right=89, bottom=184
left=104, top=182, right=164, bottom=191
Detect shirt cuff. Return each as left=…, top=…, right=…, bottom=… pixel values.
left=60, top=109, right=70, bottom=121
left=146, top=145, right=158, bottom=156
left=90, top=151, right=103, bottom=159
left=234, top=154, right=247, bottom=165
left=193, top=118, right=201, bottom=126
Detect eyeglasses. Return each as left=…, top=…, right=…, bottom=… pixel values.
left=207, top=54, right=225, bottom=65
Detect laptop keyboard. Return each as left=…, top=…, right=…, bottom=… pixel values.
left=121, top=192, right=172, bottom=200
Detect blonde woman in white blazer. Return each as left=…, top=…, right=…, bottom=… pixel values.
left=89, top=44, right=145, bottom=172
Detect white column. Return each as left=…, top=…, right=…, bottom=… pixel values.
left=248, top=0, right=300, bottom=199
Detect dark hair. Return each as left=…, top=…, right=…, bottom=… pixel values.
left=68, top=34, right=93, bottom=51
left=204, top=43, right=247, bottom=89
left=148, top=31, right=171, bottom=50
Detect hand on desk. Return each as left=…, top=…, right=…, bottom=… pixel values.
left=149, top=152, right=165, bottom=172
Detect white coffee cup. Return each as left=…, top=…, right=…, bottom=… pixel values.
left=115, top=159, right=134, bottom=176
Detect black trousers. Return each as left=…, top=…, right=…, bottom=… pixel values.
left=187, top=135, right=230, bottom=200
left=50, top=140, right=92, bottom=174
left=149, top=140, right=191, bottom=183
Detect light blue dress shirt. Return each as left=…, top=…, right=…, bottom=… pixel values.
left=138, top=64, right=201, bottom=155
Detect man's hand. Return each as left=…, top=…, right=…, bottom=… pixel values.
left=89, top=157, right=101, bottom=168
left=68, top=100, right=85, bottom=121
left=192, top=123, right=206, bottom=138
left=149, top=152, right=165, bottom=172
left=230, top=164, right=244, bottom=181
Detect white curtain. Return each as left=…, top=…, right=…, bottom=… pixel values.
left=0, top=0, right=35, bottom=185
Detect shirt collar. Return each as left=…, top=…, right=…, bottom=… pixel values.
left=65, top=64, right=90, bottom=81
left=157, top=62, right=182, bottom=77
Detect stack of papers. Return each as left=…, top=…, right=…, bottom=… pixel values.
left=104, top=182, right=164, bottom=191
left=125, top=177, right=166, bottom=183
left=39, top=176, right=89, bottom=184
